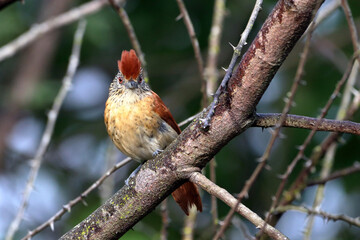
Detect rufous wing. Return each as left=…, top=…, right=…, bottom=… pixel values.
left=151, top=91, right=181, bottom=134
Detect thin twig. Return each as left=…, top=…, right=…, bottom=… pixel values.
left=21, top=157, right=132, bottom=240
left=303, top=143, right=335, bottom=239
left=160, top=200, right=169, bottom=240
left=205, top=0, right=226, bottom=229
left=304, top=3, right=359, bottom=236
left=281, top=58, right=360, bottom=208
left=204, top=0, right=226, bottom=99
left=253, top=113, right=360, bottom=135
left=341, top=0, right=359, bottom=53
left=178, top=111, right=203, bottom=129
left=6, top=20, right=87, bottom=240
left=266, top=52, right=358, bottom=228
left=303, top=0, right=341, bottom=36
left=0, top=0, right=108, bottom=62
left=201, top=0, right=263, bottom=130
left=182, top=207, right=197, bottom=240
left=307, top=162, right=360, bottom=186
left=189, top=172, right=289, bottom=240
left=273, top=205, right=360, bottom=227
left=253, top=4, right=322, bottom=238
left=232, top=217, right=255, bottom=240
left=175, top=0, right=206, bottom=105
left=108, top=0, right=149, bottom=81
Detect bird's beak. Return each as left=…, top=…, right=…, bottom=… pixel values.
left=125, top=80, right=138, bottom=89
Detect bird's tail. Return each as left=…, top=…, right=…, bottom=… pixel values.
left=171, top=181, right=202, bottom=215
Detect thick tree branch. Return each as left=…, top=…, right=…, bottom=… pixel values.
left=190, top=173, right=288, bottom=240
left=254, top=113, right=360, bottom=135
left=60, top=0, right=321, bottom=239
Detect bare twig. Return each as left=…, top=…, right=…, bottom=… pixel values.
left=201, top=0, right=263, bottom=129
left=304, top=3, right=359, bottom=236
left=160, top=200, right=169, bottom=240
left=189, top=172, right=289, bottom=240
left=341, top=0, right=359, bottom=53
left=232, top=217, right=255, bottom=240
left=307, top=162, right=360, bottom=186
left=21, top=157, right=131, bottom=240
left=204, top=0, right=226, bottom=99
left=176, top=0, right=206, bottom=105
left=273, top=205, right=360, bottom=227
left=182, top=207, right=197, bottom=240
left=275, top=52, right=355, bottom=204
left=205, top=0, right=226, bottom=229
left=267, top=52, right=358, bottom=229
left=253, top=113, right=360, bottom=135
left=0, top=0, right=108, bottom=62
left=7, top=20, right=87, bottom=240
left=108, top=0, right=148, bottom=81
left=178, top=111, right=202, bottom=127
left=281, top=58, right=360, bottom=208
left=303, top=0, right=341, bottom=36
left=303, top=143, right=335, bottom=239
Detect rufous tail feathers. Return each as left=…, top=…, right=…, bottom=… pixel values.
left=171, top=181, right=202, bottom=215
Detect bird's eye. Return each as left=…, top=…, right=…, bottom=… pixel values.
left=138, top=76, right=142, bottom=83
left=118, top=77, right=123, bottom=84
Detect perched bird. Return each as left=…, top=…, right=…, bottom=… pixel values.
left=104, top=49, right=202, bottom=215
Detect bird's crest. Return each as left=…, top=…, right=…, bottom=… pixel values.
left=118, top=49, right=141, bottom=80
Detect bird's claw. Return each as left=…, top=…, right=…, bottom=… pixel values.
left=152, top=149, right=163, bottom=157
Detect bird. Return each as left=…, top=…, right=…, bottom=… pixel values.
left=104, top=49, right=202, bottom=215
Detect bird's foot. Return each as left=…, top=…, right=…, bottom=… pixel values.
left=152, top=149, right=163, bottom=158
left=125, top=164, right=142, bottom=186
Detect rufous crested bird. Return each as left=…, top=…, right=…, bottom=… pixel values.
left=104, top=49, right=202, bottom=215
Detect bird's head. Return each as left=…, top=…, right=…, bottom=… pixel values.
left=111, top=49, right=149, bottom=93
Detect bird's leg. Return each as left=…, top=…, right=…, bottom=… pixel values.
left=125, top=164, right=142, bottom=186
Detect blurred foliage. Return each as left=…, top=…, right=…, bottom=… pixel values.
left=0, top=0, right=360, bottom=240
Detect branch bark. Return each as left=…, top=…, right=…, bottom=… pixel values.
left=60, top=0, right=322, bottom=239
left=254, top=113, right=360, bottom=135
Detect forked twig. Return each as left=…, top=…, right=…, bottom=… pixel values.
left=190, top=172, right=289, bottom=240
left=201, top=0, right=263, bottom=130
left=266, top=52, right=358, bottom=230
left=175, top=0, right=206, bottom=105
left=21, top=157, right=131, bottom=240
left=273, top=205, right=360, bottom=227
left=108, top=0, right=149, bottom=81
left=7, top=20, right=87, bottom=240
left=0, top=0, right=108, bottom=62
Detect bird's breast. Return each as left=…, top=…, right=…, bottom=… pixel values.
left=105, top=94, right=178, bottom=162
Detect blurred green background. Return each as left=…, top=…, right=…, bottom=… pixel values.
left=0, top=0, right=359, bottom=239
